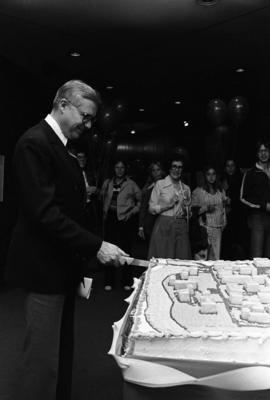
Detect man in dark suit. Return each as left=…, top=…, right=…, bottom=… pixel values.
left=77, top=151, right=100, bottom=234
left=5, top=80, right=127, bottom=400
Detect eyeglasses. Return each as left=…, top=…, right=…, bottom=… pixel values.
left=66, top=99, right=97, bottom=125
left=171, top=165, right=183, bottom=170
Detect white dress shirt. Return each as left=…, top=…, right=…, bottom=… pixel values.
left=45, top=114, right=68, bottom=147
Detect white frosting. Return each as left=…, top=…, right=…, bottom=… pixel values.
left=124, top=258, right=270, bottom=365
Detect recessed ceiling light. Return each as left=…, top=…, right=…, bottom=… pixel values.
left=174, top=101, right=181, bottom=105
left=197, top=0, right=219, bottom=6
left=70, top=51, right=80, bottom=57
left=139, top=108, right=145, bottom=112
left=106, top=85, right=114, bottom=90
left=184, top=121, right=189, bottom=127
left=131, top=130, right=136, bottom=134
left=236, top=68, right=245, bottom=73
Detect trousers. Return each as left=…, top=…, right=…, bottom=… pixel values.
left=18, top=291, right=75, bottom=400
left=206, top=226, right=222, bottom=260
left=248, top=212, right=270, bottom=258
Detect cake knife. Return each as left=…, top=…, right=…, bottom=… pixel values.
left=120, top=256, right=149, bottom=268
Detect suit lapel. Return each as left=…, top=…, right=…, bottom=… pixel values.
left=40, top=120, right=85, bottom=189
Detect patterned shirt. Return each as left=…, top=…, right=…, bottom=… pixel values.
left=149, top=175, right=191, bottom=217
left=191, top=187, right=226, bottom=228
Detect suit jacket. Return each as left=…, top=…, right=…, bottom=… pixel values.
left=6, top=120, right=102, bottom=294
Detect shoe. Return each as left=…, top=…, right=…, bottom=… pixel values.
left=104, top=285, right=112, bottom=291
left=123, top=285, right=131, bottom=291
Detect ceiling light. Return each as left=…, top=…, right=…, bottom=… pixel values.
left=197, top=0, right=219, bottom=6
left=70, top=51, right=80, bottom=57
left=131, top=130, right=136, bottom=134
left=236, top=68, right=245, bottom=73
left=184, top=121, right=189, bottom=127
left=174, top=101, right=181, bottom=105
left=106, top=85, right=114, bottom=90
left=139, top=108, right=145, bottom=112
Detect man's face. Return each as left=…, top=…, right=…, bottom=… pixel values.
left=115, top=162, right=125, bottom=178
left=60, top=95, right=98, bottom=140
left=225, top=160, right=236, bottom=176
left=257, top=144, right=270, bottom=164
left=170, top=161, right=183, bottom=180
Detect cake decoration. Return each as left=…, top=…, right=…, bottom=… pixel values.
left=122, top=258, right=270, bottom=365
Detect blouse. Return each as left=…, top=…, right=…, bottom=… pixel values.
left=149, top=175, right=191, bottom=217
left=191, top=187, right=226, bottom=228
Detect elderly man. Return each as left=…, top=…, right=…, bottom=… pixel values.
left=6, top=80, right=127, bottom=400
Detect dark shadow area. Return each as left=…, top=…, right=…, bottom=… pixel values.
left=0, top=265, right=131, bottom=400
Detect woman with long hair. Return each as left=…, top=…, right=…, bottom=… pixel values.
left=138, top=162, right=165, bottom=247
left=191, top=166, right=229, bottom=260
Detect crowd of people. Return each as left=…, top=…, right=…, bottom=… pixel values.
left=76, top=140, right=270, bottom=279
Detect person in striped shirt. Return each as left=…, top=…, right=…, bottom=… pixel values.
left=191, top=166, right=229, bottom=260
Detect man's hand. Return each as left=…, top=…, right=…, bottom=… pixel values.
left=97, top=241, right=128, bottom=266
left=87, top=186, right=97, bottom=196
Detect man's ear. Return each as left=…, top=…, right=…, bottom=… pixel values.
left=59, top=98, right=68, bottom=113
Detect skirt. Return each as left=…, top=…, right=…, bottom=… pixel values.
left=147, top=215, right=191, bottom=260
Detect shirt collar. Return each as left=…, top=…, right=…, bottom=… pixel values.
left=256, top=162, right=270, bottom=171
left=113, top=176, right=127, bottom=186
left=163, top=175, right=174, bottom=188
left=256, top=162, right=270, bottom=177
left=45, top=114, right=68, bottom=147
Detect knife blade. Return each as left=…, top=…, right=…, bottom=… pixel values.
left=120, top=256, right=149, bottom=268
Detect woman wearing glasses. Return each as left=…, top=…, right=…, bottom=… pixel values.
left=147, top=158, right=191, bottom=259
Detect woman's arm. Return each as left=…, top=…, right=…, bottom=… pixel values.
left=191, top=188, right=208, bottom=215
left=149, top=182, right=176, bottom=214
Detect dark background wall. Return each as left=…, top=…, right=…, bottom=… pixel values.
left=0, top=54, right=267, bottom=279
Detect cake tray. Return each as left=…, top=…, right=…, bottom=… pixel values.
left=109, top=275, right=270, bottom=390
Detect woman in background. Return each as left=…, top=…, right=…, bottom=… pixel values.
left=191, top=166, right=229, bottom=260
left=148, top=158, right=191, bottom=260
left=138, top=162, right=165, bottom=252
left=221, top=159, right=246, bottom=259
left=100, top=160, right=141, bottom=290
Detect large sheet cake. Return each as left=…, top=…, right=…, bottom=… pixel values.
left=121, top=258, right=270, bottom=366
